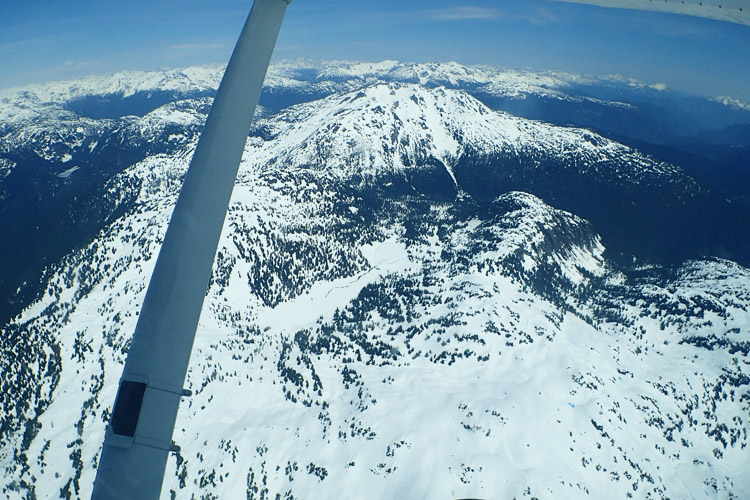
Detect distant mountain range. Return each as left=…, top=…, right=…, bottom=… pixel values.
left=1, top=61, right=748, bottom=499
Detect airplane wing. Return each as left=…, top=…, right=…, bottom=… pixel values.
left=551, top=0, right=750, bottom=25
left=90, top=1, right=292, bottom=498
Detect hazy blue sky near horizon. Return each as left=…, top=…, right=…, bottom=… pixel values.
left=1, top=0, right=749, bottom=100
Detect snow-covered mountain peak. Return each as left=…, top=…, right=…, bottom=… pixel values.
left=713, top=95, right=750, bottom=112
left=458, top=191, right=606, bottom=285
left=248, top=83, right=534, bottom=173
left=0, top=59, right=656, bottom=126
left=246, top=83, right=482, bottom=179
left=258, top=83, right=517, bottom=161
left=244, top=82, right=683, bottom=195
left=300, top=59, right=590, bottom=96
left=0, top=65, right=224, bottom=105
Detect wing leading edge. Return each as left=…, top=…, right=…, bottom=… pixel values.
left=551, top=0, right=750, bottom=25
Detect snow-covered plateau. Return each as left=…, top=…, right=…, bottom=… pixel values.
left=1, top=62, right=749, bottom=500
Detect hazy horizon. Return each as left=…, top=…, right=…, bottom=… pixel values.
left=1, top=0, right=749, bottom=101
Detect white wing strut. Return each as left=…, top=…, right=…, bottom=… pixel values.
left=90, top=1, right=292, bottom=498
left=551, top=0, right=750, bottom=25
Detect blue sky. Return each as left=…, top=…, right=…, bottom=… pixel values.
left=1, top=0, right=749, bottom=100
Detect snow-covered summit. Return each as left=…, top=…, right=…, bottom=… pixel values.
left=308, top=59, right=595, bottom=98
left=0, top=60, right=591, bottom=105
left=0, top=60, right=666, bottom=126
left=0, top=65, right=224, bottom=105
left=246, top=82, right=691, bottom=192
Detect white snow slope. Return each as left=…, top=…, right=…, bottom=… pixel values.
left=0, top=77, right=748, bottom=500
